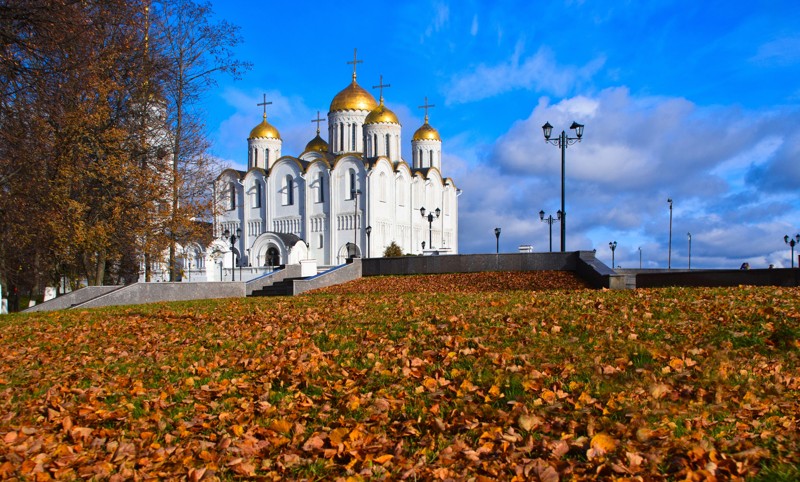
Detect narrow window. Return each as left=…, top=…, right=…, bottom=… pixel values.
left=385, top=134, right=391, bottom=158
left=429, top=150, right=433, bottom=167
left=339, top=124, right=344, bottom=151
left=317, top=172, right=325, bottom=203
left=318, top=234, right=323, bottom=249
left=285, top=175, right=294, bottom=205
left=265, top=148, right=270, bottom=165
left=229, top=182, right=237, bottom=210
left=351, top=124, right=356, bottom=151
left=373, top=134, right=378, bottom=155
left=252, top=180, right=262, bottom=208
left=254, top=149, right=258, bottom=166
left=348, top=169, right=356, bottom=199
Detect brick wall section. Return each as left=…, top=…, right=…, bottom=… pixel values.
left=635, top=268, right=800, bottom=288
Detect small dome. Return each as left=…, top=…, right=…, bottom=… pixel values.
left=305, top=134, right=329, bottom=153
left=330, top=80, right=378, bottom=112
left=249, top=114, right=281, bottom=140
left=412, top=119, right=441, bottom=141
left=364, top=101, right=400, bottom=126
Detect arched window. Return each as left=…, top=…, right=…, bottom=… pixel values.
left=373, top=134, right=378, bottom=155
left=317, top=172, right=325, bottom=203
left=252, top=180, right=262, bottom=208
left=379, top=172, right=387, bottom=202
left=385, top=134, right=391, bottom=158
left=339, top=124, right=344, bottom=151
left=229, top=182, right=237, bottom=210
left=351, top=124, right=357, bottom=151
left=284, top=175, right=294, bottom=205
left=254, top=149, right=258, bottom=166
left=348, top=168, right=357, bottom=199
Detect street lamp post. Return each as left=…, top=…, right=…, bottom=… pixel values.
left=785, top=234, right=800, bottom=268
left=539, top=210, right=562, bottom=252
left=687, top=232, right=692, bottom=270
left=420, top=207, right=441, bottom=249
left=421, top=241, right=426, bottom=252
left=222, top=227, right=241, bottom=281
left=494, top=227, right=501, bottom=254
left=609, top=241, right=617, bottom=268
left=542, top=121, right=584, bottom=252
left=667, top=198, right=673, bottom=270
left=352, top=189, right=361, bottom=258
left=365, top=225, right=372, bottom=258
left=638, top=246, right=642, bottom=269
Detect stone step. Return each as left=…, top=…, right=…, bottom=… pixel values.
left=249, top=278, right=302, bottom=297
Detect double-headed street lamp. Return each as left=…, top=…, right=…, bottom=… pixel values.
left=542, top=121, right=584, bottom=252
left=539, top=210, right=562, bottom=252
left=222, top=227, right=241, bottom=281
left=609, top=241, right=617, bottom=268
left=420, top=206, right=440, bottom=249
left=494, top=227, right=501, bottom=254
left=667, top=198, right=673, bottom=270
left=786, top=234, right=800, bottom=268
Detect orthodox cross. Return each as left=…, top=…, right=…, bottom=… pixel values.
left=347, top=48, right=362, bottom=81
left=311, top=111, right=326, bottom=135
left=418, top=96, right=435, bottom=122
left=372, top=75, right=390, bottom=103
left=257, top=94, right=272, bottom=119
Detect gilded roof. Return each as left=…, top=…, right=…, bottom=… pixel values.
left=364, top=101, right=400, bottom=125
left=248, top=114, right=281, bottom=140
left=305, top=134, right=329, bottom=153
left=412, top=120, right=441, bottom=141
left=330, top=80, right=378, bottom=112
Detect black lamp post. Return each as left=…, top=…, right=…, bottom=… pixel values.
left=542, top=120, right=584, bottom=252
left=222, top=227, right=241, bottom=281
left=609, top=241, right=617, bottom=268
left=687, top=232, right=692, bottom=270
left=352, top=189, right=361, bottom=258
left=785, top=234, right=800, bottom=268
left=494, top=227, right=501, bottom=254
left=539, top=210, right=562, bottom=252
left=667, top=198, right=673, bottom=270
left=421, top=241, right=426, bottom=251
left=365, top=225, right=372, bottom=258
left=420, top=206, right=441, bottom=249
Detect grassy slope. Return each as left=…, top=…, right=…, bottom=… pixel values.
left=0, top=277, right=798, bottom=480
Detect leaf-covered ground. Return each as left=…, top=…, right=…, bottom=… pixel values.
left=0, top=277, right=798, bottom=481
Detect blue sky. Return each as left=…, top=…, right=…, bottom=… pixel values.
left=204, top=0, right=800, bottom=268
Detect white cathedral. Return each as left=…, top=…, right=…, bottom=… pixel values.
left=204, top=56, right=460, bottom=280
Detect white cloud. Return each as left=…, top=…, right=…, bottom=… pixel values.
left=470, top=15, right=478, bottom=36
left=751, top=35, right=800, bottom=66
left=423, top=2, right=450, bottom=39
left=445, top=45, right=605, bottom=104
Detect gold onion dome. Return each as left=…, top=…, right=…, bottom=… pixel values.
left=330, top=80, right=378, bottom=112
left=412, top=117, right=441, bottom=141
left=249, top=114, right=281, bottom=140
left=364, top=100, right=400, bottom=125
left=305, top=134, right=329, bottom=153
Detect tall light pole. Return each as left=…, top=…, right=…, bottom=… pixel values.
left=365, top=225, right=372, bottom=258
left=667, top=198, right=673, bottom=270
left=494, top=227, right=501, bottom=254
left=352, top=189, right=361, bottom=258
left=786, top=234, right=800, bottom=268
left=542, top=121, right=584, bottom=252
left=539, top=210, right=561, bottom=253
left=609, top=241, right=617, bottom=268
left=222, top=227, right=241, bottom=281
left=420, top=207, right=440, bottom=249
left=638, top=246, right=642, bottom=269
left=687, top=232, right=692, bottom=270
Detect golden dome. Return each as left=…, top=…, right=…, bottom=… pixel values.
left=364, top=100, right=400, bottom=125
left=412, top=118, right=441, bottom=141
left=330, top=80, right=378, bottom=112
left=248, top=114, right=281, bottom=140
left=305, top=134, right=329, bottom=153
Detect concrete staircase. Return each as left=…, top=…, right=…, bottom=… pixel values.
left=249, top=278, right=303, bottom=297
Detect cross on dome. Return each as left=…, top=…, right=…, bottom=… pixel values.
left=311, top=111, right=325, bottom=134
left=372, top=75, right=391, bottom=103
left=257, top=94, right=272, bottom=119
left=347, top=48, right=363, bottom=81
left=418, top=96, right=435, bottom=122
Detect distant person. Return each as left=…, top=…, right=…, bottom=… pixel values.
left=769, top=264, right=774, bottom=269
left=9, top=286, right=19, bottom=312
left=740, top=262, right=750, bottom=270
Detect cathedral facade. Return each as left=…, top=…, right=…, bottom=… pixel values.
left=214, top=62, right=460, bottom=271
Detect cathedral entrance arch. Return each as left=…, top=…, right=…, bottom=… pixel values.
left=337, top=243, right=361, bottom=264
left=250, top=231, right=307, bottom=267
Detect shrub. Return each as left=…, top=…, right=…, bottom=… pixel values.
left=383, top=241, right=404, bottom=257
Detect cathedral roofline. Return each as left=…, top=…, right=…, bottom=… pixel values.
left=268, top=156, right=308, bottom=176
left=217, top=168, right=246, bottom=181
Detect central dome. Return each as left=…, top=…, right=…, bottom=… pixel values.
left=330, top=80, right=378, bottom=112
